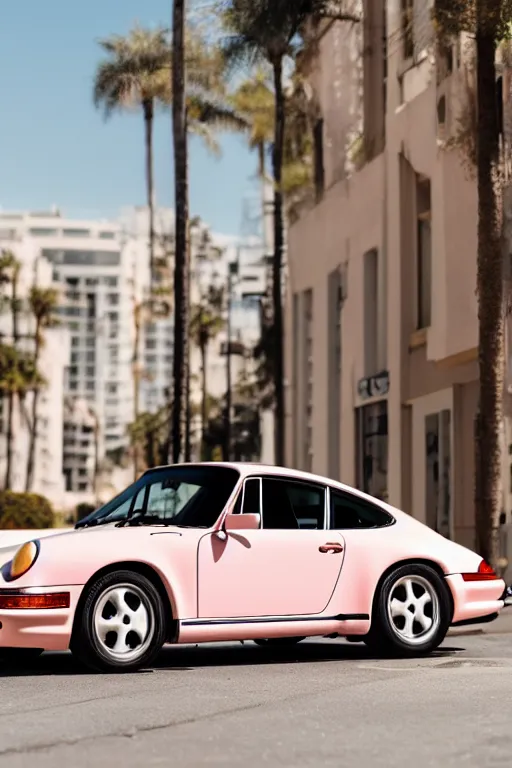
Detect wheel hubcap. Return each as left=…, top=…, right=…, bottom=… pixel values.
left=93, top=583, right=154, bottom=662
left=387, top=575, right=439, bottom=645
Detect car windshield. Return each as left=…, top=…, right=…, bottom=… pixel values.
left=76, top=465, right=240, bottom=529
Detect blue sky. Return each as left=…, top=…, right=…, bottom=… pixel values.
left=0, top=0, right=258, bottom=236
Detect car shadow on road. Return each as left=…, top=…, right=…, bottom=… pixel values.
left=0, top=640, right=465, bottom=678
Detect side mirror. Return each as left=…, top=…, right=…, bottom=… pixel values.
left=224, top=513, right=261, bottom=532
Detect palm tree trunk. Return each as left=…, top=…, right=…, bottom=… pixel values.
left=93, top=414, right=100, bottom=505
left=200, top=341, right=207, bottom=459
left=272, top=58, right=286, bottom=467
left=5, top=391, right=14, bottom=490
left=5, top=272, right=19, bottom=490
left=258, top=140, right=266, bottom=180
left=143, top=99, right=156, bottom=289
left=25, top=331, right=41, bottom=492
left=184, top=211, right=192, bottom=462
left=132, top=302, right=142, bottom=480
left=474, top=0, right=503, bottom=566
left=171, top=0, right=189, bottom=464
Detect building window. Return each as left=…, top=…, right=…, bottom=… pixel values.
left=363, top=249, right=378, bottom=376
left=356, top=400, right=388, bottom=501
left=292, top=293, right=299, bottom=468
left=63, top=228, right=90, bottom=237
left=327, top=269, right=342, bottom=479
left=416, top=176, right=432, bottom=330
left=425, top=409, right=451, bottom=538
left=303, top=290, right=313, bottom=472
left=29, top=228, right=59, bottom=237
left=401, top=0, right=414, bottom=60
left=313, top=118, right=325, bottom=200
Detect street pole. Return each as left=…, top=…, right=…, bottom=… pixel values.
left=224, top=267, right=232, bottom=461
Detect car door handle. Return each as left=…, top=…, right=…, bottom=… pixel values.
left=319, top=542, right=343, bottom=554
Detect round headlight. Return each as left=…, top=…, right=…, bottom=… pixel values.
left=10, top=540, right=40, bottom=580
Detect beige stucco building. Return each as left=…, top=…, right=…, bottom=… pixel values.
left=285, top=0, right=502, bottom=551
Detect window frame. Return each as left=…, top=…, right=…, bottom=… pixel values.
left=327, top=486, right=396, bottom=531
left=237, top=475, right=329, bottom=531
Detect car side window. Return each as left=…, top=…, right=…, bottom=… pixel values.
left=330, top=490, right=394, bottom=529
left=242, top=478, right=261, bottom=516
left=261, top=478, right=325, bottom=530
left=231, top=478, right=261, bottom=517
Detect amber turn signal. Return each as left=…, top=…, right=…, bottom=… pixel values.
left=9, top=541, right=40, bottom=580
left=0, top=592, right=70, bottom=610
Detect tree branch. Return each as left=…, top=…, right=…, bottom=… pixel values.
left=322, top=12, right=361, bottom=23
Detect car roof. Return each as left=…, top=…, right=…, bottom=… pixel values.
left=144, top=461, right=405, bottom=521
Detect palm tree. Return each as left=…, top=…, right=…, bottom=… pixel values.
left=168, top=12, right=248, bottom=464
left=434, top=0, right=509, bottom=565
left=94, top=26, right=169, bottom=286
left=25, top=287, right=60, bottom=491
left=190, top=286, right=224, bottom=457
left=0, top=251, right=22, bottom=489
left=222, top=2, right=360, bottom=466
left=231, top=68, right=274, bottom=180
left=473, top=0, right=505, bottom=565
left=171, top=0, right=188, bottom=466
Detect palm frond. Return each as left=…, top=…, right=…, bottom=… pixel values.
left=188, top=89, right=249, bottom=132
left=189, top=123, right=222, bottom=156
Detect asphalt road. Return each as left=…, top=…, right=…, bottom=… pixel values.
left=1, top=617, right=512, bottom=768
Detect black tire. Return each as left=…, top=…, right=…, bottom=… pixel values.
left=0, top=648, right=44, bottom=665
left=364, top=564, right=451, bottom=657
left=253, top=637, right=306, bottom=647
left=71, top=570, right=167, bottom=673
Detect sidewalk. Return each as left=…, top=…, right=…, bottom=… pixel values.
left=449, top=606, right=512, bottom=637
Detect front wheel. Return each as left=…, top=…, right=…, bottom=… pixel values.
left=365, top=564, right=451, bottom=656
left=71, top=570, right=167, bottom=673
left=253, top=637, right=306, bottom=647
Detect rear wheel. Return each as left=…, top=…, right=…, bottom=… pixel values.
left=253, top=637, right=305, bottom=647
left=71, top=570, right=167, bottom=673
left=364, top=564, right=451, bottom=656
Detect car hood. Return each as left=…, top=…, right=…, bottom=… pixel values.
left=0, top=523, right=194, bottom=582
left=0, top=527, right=71, bottom=552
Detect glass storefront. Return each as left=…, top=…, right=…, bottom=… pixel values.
left=356, top=400, right=388, bottom=501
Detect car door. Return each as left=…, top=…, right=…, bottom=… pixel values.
left=197, top=475, right=345, bottom=619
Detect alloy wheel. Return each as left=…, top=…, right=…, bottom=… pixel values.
left=386, top=575, right=440, bottom=646
left=93, top=583, right=155, bottom=663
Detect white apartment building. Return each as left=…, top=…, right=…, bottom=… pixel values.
left=0, top=209, right=135, bottom=497
left=120, top=207, right=175, bottom=416
left=0, top=204, right=270, bottom=499
left=0, top=221, right=69, bottom=501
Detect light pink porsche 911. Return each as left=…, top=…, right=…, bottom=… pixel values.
left=0, top=462, right=506, bottom=672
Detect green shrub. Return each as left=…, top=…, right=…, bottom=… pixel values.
left=0, top=491, right=54, bottom=529
left=75, top=502, right=96, bottom=522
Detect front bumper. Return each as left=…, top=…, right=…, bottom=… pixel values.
left=0, top=585, right=83, bottom=651
left=446, top=574, right=506, bottom=625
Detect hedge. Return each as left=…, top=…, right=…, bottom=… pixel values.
left=75, top=502, right=96, bottom=522
left=0, top=491, right=54, bottom=529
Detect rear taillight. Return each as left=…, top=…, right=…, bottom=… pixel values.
left=461, top=560, right=498, bottom=582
